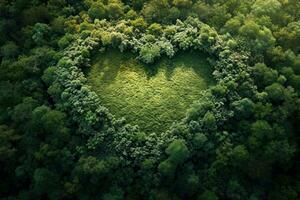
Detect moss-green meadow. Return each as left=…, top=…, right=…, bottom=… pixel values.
left=87, top=50, right=214, bottom=132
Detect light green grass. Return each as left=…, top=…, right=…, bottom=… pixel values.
left=87, top=49, right=214, bottom=133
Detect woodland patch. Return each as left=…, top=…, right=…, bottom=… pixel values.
left=2, top=1, right=300, bottom=199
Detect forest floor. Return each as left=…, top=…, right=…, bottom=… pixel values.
left=87, top=49, right=215, bottom=133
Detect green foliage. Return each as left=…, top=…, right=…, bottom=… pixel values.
left=0, top=125, right=20, bottom=161
left=192, top=133, right=207, bottom=149
left=165, top=139, right=189, bottom=164
left=249, top=120, right=272, bottom=148
left=158, top=159, right=175, bottom=177
left=253, top=63, right=278, bottom=87
left=239, top=20, right=276, bottom=52
left=0, top=0, right=300, bottom=199
left=252, top=0, right=282, bottom=17
left=32, top=168, right=61, bottom=199
left=0, top=125, right=21, bottom=196
left=148, top=23, right=163, bottom=35
left=102, top=187, right=124, bottom=200
left=231, top=145, right=249, bottom=165
left=1, top=42, right=19, bottom=58
left=88, top=2, right=106, bottom=20
left=265, top=83, right=285, bottom=103
left=139, top=43, right=161, bottom=63
left=232, top=98, right=254, bottom=118
left=226, top=179, right=247, bottom=200
left=276, top=21, right=300, bottom=52
left=32, top=23, right=51, bottom=45
left=106, top=0, right=124, bottom=20
left=159, top=139, right=189, bottom=177
left=12, top=97, right=38, bottom=124
left=202, top=111, right=217, bottom=131
left=198, top=190, right=218, bottom=200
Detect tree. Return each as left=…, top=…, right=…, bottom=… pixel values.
left=211, top=85, right=227, bottom=97
left=198, top=190, right=219, bottom=200
left=268, top=185, right=298, bottom=200
left=239, top=20, right=275, bottom=52
left=32, top=23, right=51, bottom=45
left=231, top=145, right=249, bottom=165
left=265, top=83, right=285, bottom=103
left=11, top=97, right=39, bottom=124
left=239, top=20, right=260, bottom=39
left=33, top=168, right=62, bottom=199
left=0, top=125, right=21, bottom=196
left=264, top=140, right=295, bottom=164
left=126, top=9, right=138, bottom=19
left=232, top=98, right=254, bottom=118
left=148, top=23, right=162, bottom=35
left=192, top=133, right=207, bottom=149
left=249, top=120, right=272, bottom=148
left=158, top=159, right=175, bottom=177
left=276, top=21, right=300, bottom=52
left=88, top=2, right=106, bottom=20
left=102, top=187, right=124, bottom=200
left=173, top=0, right=192, bottom=8
left=40, top=109, right=67, bottom=134
left=21, top=5, right=51, bottom=26
left=192, top=1, right=211, bottom=22
left=279, top=67, right=300, bottom=90
left=107, top=0, right=124, bottom=20
left=139, top=43, right=161, bottom=63
left=131, top=17, right=147, bottom=30
left=159, top=140, right=189, bottom=177
left=252, top=0, right=282, bottom=17
left=131, top=0, right=147, bottom=10
left=226, top=179, right=247, bottom=200
left=58, top=34, right=76, bottom=49
left=142, top=0, right=171, bottom=23
left=223, top=16, right=243, bottom=35
left=202, top=112, right=217, bottom=131
left=1, top=41, right=19, bottom=58
left=208, top=3, right=232, bottom=28
left=42, top=66, right=57, bottom=86
left=166, top=139, right=189, bottom=164
left=253, top=63, right=278, bottom=87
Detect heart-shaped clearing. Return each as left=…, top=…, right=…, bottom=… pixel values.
left=87, top=49, right=215, bottom=133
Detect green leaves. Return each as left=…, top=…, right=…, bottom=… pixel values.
left=202, top=112, right=217, bottom=131
left=252, top=0, right=282, bottom=17
left=232, top=98, right=254, bottom=118
left=0, top=125, right=20, bottom=161
left=265, top=83, right=285, bottom=103
left=138, top=43, right=161, bottom=63
left=32, top=23, right=51, bottom=45
left=87, top=0, right=124, bottom=20
left=0, top=41, right=19, bottom=58
left=159, top=140, right=189, bottom=177
left=16, top=6, right=297, bottom=198
left=239, top=20, right=275, bottom=52
left=88, top=2, right=106, bottom=20
left=198, top=190, right=219, bottom=200
left=253, top=63, right=278, bottom=87
left=165, top=139, right=189, bottom=164
left=192, top=133, right=207, bottom=149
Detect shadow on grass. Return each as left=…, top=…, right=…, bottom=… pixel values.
left=91, top=49, right=215, bottom=85
left=88, top=49, right=215, bottom=133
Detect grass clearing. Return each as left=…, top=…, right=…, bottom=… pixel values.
left=87, top=49, right=214, bottom=133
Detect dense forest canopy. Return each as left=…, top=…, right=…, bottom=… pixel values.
left=0, top=0, right=300, bottom=200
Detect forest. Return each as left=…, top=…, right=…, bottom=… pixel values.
left=0, top=0, right=300, bottom=199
